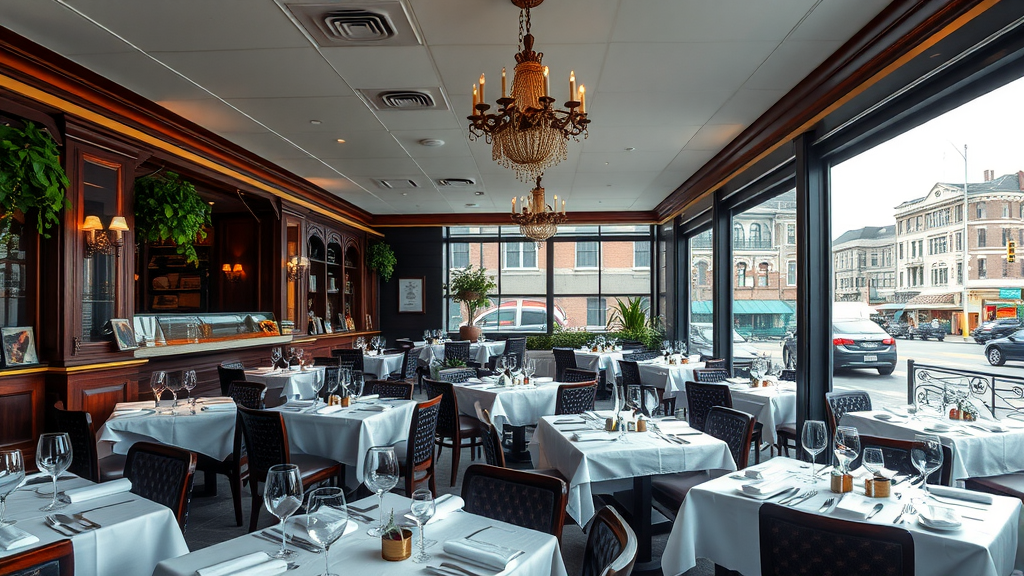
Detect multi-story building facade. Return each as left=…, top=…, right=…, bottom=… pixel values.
left=833, top=226, right=896, bottom=305
left=893, top=171, right=1024, bottom=333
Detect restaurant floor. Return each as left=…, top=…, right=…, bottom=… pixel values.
left=183, top=393, right=716, bottom=576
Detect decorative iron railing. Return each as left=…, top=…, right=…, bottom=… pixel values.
left=906, top=359, right=1024, bottom=421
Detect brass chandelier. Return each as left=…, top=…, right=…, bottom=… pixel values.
left=467, top=0, right=590, bottom=183
left=511, top=176, right=566, bottom=241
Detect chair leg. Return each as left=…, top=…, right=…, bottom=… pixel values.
left=229, top=471, right=243, bottom=527
left=248, top=482, right=262, bottom=533
left=450, top=439, right=462, bottom=487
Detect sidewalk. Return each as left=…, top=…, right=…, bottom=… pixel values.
left=941, top=334, right=979, bottom=344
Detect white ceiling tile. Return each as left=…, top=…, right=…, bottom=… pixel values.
left=582, top=124, right=699, bottom=153
left=273, top=158, right=348, bottom=181
left=156, top=99, right=266, bottom=133
left=743, top=40, right=843, bottom=91
left=600, top=42, right=778, bottom=92
left=327, top=158, right=423, bottom=178
left=572, top=171, right=660, bottom=196
left=666, top=150, right=717, bottom=173
left=587, top=91, right=732, bottom=126
left=708, top=89, right=787, bottom=126
left=390, top=129, right=473, bottom=157
left=414, top=157, right=482, bottom=179
left=227, top=96, right=384, bottom=133
left=577, top=151, right=676, bottom=173
left=410, top=0, right=618, bottom=46
left=612, top=0, right=818, bottom=43
left=790, top=0, right=892, bottom=42
left=0, top=0, right=134, bottom=55
left=286, top=131, right=407, bottom=159
left=217, top=131, right=311, bottom=161
left=683, top=124, right=746, bottom=151
left=70, top=52, right=211, bottom=101
left=319, top=46, right=440, bottom=89
left=376, top=109, right=462, bottom=131
left=154, top=48, right=354, bottom=99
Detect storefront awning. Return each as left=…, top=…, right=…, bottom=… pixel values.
left=876, top=303, right=906, bottom=311
left=691, top=300, right=794, bottom=315
left=904, top=292, right=959, bottom=310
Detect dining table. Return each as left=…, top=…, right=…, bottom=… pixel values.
left=0, top=473, right=188, bottom=576
left=417, top=340, right=506, bottom=366
left=453, top=376, right=560, bottom=460
left=530, top=412, right=736, bottom=572
left=662, top=456, right=1022, bottom=576
left=574, top=348, right=635, bottom=385
left=152, top=492, right=569, bottom=576
left=361, top=351, right=405, bottom=379
left=96, top=397, right=237, bottom=461
left=636, top=359, right=706, bottom=400
left=244, top=366, right=326, bottom=403
left=841, top=408, right=1024, bottom=486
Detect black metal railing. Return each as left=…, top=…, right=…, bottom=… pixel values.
left=907, top=359, right=1024, bottom=420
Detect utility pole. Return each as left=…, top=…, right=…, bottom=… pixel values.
left=952, top=144, right=970, bottom=337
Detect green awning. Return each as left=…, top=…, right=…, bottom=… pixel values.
left=691, top=300, right=794, bottom=315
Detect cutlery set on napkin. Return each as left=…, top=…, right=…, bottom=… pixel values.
left=196, top=551, right=289, bottom=576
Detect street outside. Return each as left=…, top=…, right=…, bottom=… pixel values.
left=745, top=337, right=1024, bottom=408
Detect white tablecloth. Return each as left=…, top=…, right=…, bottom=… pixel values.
left=662, top=457, right=1021, bottom=576
left=153, top=492, right=567, bottom=576
left=728, top=384, right=797, bottom=445
left=575, top=350, right=630, bottom=383
left=362, top=352, right=404, bottom=379
left=417, top=341, right=506, bottom=366
left=245, top=367, right=325, bottom=401
left=97, top=399, right=236, bottom=460
left=638, top=361, right=706, bottom=399
left=530, top=413, right=736, bottom=525
left=842, top=410, right=1024, bottom=485
left=272, top=400, right=416, bottom=482
left=0, top=475, right=188, bottom=576
left=453, top=378, right=560, bottom=434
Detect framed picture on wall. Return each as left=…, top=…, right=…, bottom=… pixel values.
left=398, top=277, right=425, bottom=314
left=110, top=318, right=139, bottom=351
left=1, top=326, right=38, bottom=366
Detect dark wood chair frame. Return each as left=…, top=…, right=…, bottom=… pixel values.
left=461, top=464, right=569, bottom=540
left=421, top=378, right=484, bottom=487
left=400, top=395, right=442, bottom=496
left=0, top=539, right=74, bottom=576
left=582, top=505, right=638, bottom=576
left=124, top=441, right=198, bottom=533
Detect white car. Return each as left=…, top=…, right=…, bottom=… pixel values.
left=472, top=299, right=568, bottom=332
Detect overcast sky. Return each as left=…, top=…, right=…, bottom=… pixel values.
left=830, top=75, right=1024, bottom=240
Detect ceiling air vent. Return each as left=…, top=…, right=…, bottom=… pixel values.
left=358, top=88, right=447, bottom=111
left=376, top=179, right=419, bottom=190
left=438, top=178, right=476, bottom=187
left=284, top=2, right=421, bottom=47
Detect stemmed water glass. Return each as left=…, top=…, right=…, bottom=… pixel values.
left=363, top=446, right=398, bottom=536
left=150, top=372, right=166, bottom=410
left=409, top=488, right=436, bottom=563
left=37, top=433, right=72, bottom=511
left=0, top=449, right=25, bottom=526
left=311, top=369, right=325, bottom=409
left=911, top=434, right=943, bottom=486
left=264, top=464, right=304, bottom=559
left=800, top=420, right=827, bottom=483
left=524, top=358, right=537, bottom=384
left=833, top=426, right=861, bottom=475
left=167, top=373, right=183, bottom=413
left=182, top=370, right=198, bottom=414
left=863, top=447, right=885, bottom=478
left=271, top=347, right=283, bottom=369
left=295, top=348, right=305, bottom=366
left=306, top=487, right=348, bottom=576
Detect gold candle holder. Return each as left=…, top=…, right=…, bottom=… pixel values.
left=381, top=528, right=412, bottom=561
left=830, top=473, right=853, bottom=493
left=865, top=477, right=891, bottom=498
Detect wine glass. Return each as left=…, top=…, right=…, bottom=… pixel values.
left=506, top=355, right=519, bottom=374
left=295, top=348, right=305, bottom=365
left=800, top=420, right=827, bottom=483
left=325, top=368, right=340, bottom=398
left=351, top=371, right=365, bottom=399
left=911, top=434, right=943, bottom=486
left=271, top=347, right=283, bottom=368
left=182, top=370, right=198, bottom=414
left=306, top=487, right=348, bottom=576
left=662, top=340, right=671, bottom=354
left=833, top=426, right=861, bottom=475
left=264, top=464, right=304, bottom=559
left=166, top=373, right=184, bottom=412
left=37, top=433, right=72, bottom=511
left=862, top=446, right=885, bottom=478
left=524, top=358, right=537, bottom=384
left=0, top=449, right=25, bottom=526
left=362, top=446, right=399, bottom=536
left=627, top=386, right=642, bottom=412
left=150, top=371, right=166, bottom=410
left=311, top=368, right=325, bottom=409
left=423, top=330, right=431, bottom=343
left=409, top=488, right=436, bottom=563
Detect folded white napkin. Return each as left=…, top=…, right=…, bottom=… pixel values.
left=725, top=377, right=748, bottom=385
left=739, top=477, right=792, bottom=497
left=287, top=400, right=315, bottom=408
left=65, top=477, right=132, bottom=503
left=316, top=405, right=343, bottom=415
left=835, top=494, right=877, bottom=516
left=199, top=397, right=234, bottom=405
left=919, top=504, right=961, bottom=529
left=481, top=376, right=498, bottom=384
left=466, top=377, right=483, bottom=384
left=533, top=377, right=554, bottom=384
left=927, top=485, right=993, bottom=504
left=443, top=537, right=522, bottom=571
left=0, top=525, right=39, bottom=551
left=197, top=552, right=282, bottom=576
left=851, top=466, right=896, bottom=480
left=571, top=430, right=615, bottom=441
left=688, top=355, right=701, bottom=363
left=354, top=395, right=380, bottom=403
left=115, top=401, right=156, bottom=411
left=973, top=421, right=1007, bottom=432
left=201, top=403, right=236, bottom=412
left=429, top=494, right=464, bottom=524
left=357, top=405, right=391, bottom=412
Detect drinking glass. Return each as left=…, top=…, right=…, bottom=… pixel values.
left=525, top=358, right=537, bottom=383
left=306, top=487, right=348, bottom=576
left=627, top=386, right=642, bottom=412
left=166, top=373, right=183, bottom=411
left=674, top=340, right=684, bottom=354
left=150, top=371, right=166, bottom=409
left=662, top=340, right=671, bottom=354
left=423, top=330, right=431, bottom=342
left=833, top=426, right=861, bottom=475
left=409, top=488, right=436, bottom=563
left=800, top=420, right=827, bottom=483
left=183, top=370, right=198, bottom=414
left=505, top=355, right=518, bottom=373
left=264, top=464, right=304, bottom=559
left=362, top=446, right=398, bottom=536
left=910, top=434, right=943, bottom=486
left=295, top=348, right=305, bottom=364
left=37, top=433, right=72, bottom=511
left=351, top=371, right=365, bottom=398
left=311, top=370, right=325, bottom=408
left=862, top=447, right=885, bottom=477
left=0, top=449, right=25, bottom=526
left=271, top=347, right=283, bottom=368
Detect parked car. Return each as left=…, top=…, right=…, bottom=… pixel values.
left=781, top=318, right=897, bottom=375
left=972, top=318, right=1022, bottom=344
left=985, top=329, right=1024, bottom=365
left=910, top=323, right=946, bottom=341
left=689, top=323, right=759, bottom=361
left=471, top=299, right=567, bottom=332
left=883, top=322, right=912, bottom=339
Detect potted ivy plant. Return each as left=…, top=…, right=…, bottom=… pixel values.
left=133, top=171, right=212, bottom=266
left=367, top=242, right=396, bottom=282
left=448, top=264, right=497, bottom=341
left=0, top=121, right=70, bottom=241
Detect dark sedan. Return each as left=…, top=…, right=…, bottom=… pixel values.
left=781, top=318, right=897, bottom=375
left=972, top=318, right=1021, bottom=344
left=985, top=330, right=1024, bottom=365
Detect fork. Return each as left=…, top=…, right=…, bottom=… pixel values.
left=787, top=490, right=817, bottom=507
left=817, top=497, right=835, bottom=512
left=893, top=502, right=915, bottom=524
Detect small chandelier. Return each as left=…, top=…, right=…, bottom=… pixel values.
left=468, top=0, right=590, bottom=182
left=511, top=176, right=567, bottom=241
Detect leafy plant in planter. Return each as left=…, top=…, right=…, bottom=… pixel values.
left=447, top=264, right=497, bottom=326
left=0, top=121, right=70, bottom=239
left=367, top=242, right=397, bottom=282
left=134, top=171, right=211, bottom=266
left=607, top=297, right=664, bottom=350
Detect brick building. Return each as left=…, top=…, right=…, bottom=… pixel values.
left=833, top=226, right=896, bottom=306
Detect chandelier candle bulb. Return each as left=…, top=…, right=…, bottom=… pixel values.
left=479, top=74, right=485, bottom=103
left=578, top=85, right=585, bottom=113
left=472, top=84, right=478, bottom=110
left=569, top=71, right=576, bottom=101
left=543, top=66, right=550, bottom=97
left=502, top=67, right=507, bottom=98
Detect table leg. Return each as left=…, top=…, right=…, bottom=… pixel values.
left=630, top=475, right=659, bottom=574
left=506, top=426, right=532, bottom=463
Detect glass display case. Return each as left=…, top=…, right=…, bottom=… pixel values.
left=133, top=311, right=279, bottom=347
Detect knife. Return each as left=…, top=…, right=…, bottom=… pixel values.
left=927, top=494, right=989, bottom=511
left=265, top=528, right=322, bottom=553
left=777, top=489, right=803, bottom=505
left=866, top=503, right=884, bottom=519
left=255, top=532, right=320, bottom=554
left=787, top=492, right=815, bottom=507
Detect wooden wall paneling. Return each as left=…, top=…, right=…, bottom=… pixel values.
left=48, top=360, right=143, bottom=432
left=214, top=214, right=260, bottom=312
left=0, top=371, right=47, bottom=469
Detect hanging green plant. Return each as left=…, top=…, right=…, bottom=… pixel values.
left=366, top=241, right=397, bottom=282
left=133, top=171, right=212, bottom=265
left=0, top=121, right=70, bottom=238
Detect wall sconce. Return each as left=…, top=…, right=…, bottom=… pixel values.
left=287, top=256, right=309, bottom=281
left=222, top=263, right=244, bottom=283
left=83, top=215, right=129, bottom=258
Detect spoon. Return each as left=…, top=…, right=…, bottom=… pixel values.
left=55, top=512, right=99, bottom=530
left=45, top=514, right=83, bottom=534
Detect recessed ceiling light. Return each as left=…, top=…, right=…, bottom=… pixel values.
left=465, top=203, right=478, bottom=208
left=336, top=138, right=346, bottom=143
left=474, top=191, right=485, bottom=196
left=419, top=138, right=445, bottom=147
left=208, top=201, right=215, bottom=205
left=310, top=120, right=322, bottom=125
left=604, top=162, right=610, bottom=165
left=401, top=192, right=408, bottom=196
left=625, top=147, right=635, bottom=151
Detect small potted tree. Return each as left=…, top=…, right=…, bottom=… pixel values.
left=448, top=264, right=497, bottom=342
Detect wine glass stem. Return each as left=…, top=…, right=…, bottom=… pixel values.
left=0, top=495, right=6, bottom=524
left=377, top=491, right=385, bottom=530
left=279, top=518, right=288, bottom=556
left=50, top=474, right=58, bottom=508
left=172, top=391, right=178, bottom=408
left=418, top=521, right=425, bottom=555
left=323, top=545, right=330, bottom=574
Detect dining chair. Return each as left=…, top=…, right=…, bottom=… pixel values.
left=51, top=402, right=125, bottom=483
left=124, top=441, right=198, bottom=533
left=965, top=473, right=1024, bottom=505
left=693, top=368, right=729, bottom=383
left=628, top=349, right=660, bottom=362
left=323, top=366, right=341, bottom=400
left=563, top=368, right=598, bottom=383
left=473, top=402, right=565, bottom=480
left=701, top=357, right=726, bottom=370
left=312, top=356, right=339, bottom=367
left=236, top=407, right=344, bottom=532
left=396, top=394, right=442, bottom=496
left=555, top=381, right=598, bottom=415
left=461, top=464, right=569, bottom=540
left=759, top=503, right=914, bottom=576
left=779, top=369, right=796, bottom=382
left=619, top=359, right=665, bottom=416
left=652, top=406, right=755, bottom=516
left=824, top=390, right=872, bottom=436
left=332, top=348, right=364, bottom=372
left=552, top=347, right=578, bottom=381
left=581, top=505, right=638, bottom=576
left=0, top=539, right=74, bottom=576
left=686, top=381, right=764, bottom=464
left=422, top=377, right=484, bottom=486
left=387, top=347, right=420, bottom=382
left=217, top=363, right=247, bottom=396
left=366, top=379, right=414, bottom=400
left=503, top=337, right=527, bottom=365
left=444, top=341, right=471, bottom=364
left=437, top=367, right=477, bottom=384
left=853, top=435, right=952, bottom=485
left=732, top=359, right=753, bottom=378
left=228, top=381, right=267, bottom=409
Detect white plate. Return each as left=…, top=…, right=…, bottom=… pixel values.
left=873, top=413, right=893, bottom=421
left=923, top=427, right=953, bottom=434
left=734, top=485, right=794, bottom=500
left=918, top=515, right=961, bottom=531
